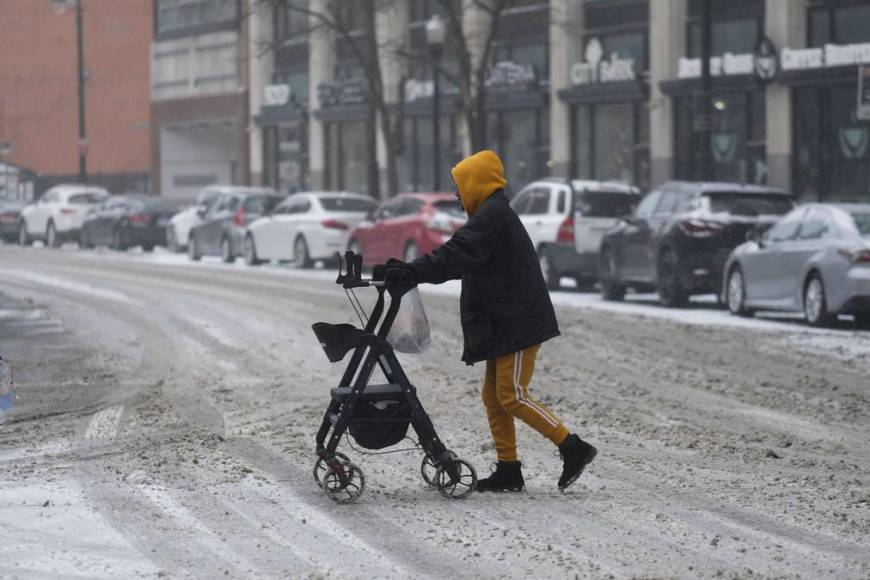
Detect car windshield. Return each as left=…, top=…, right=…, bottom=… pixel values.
left=133, top=198, right=178, bottom=213
left=705, top=193, right=793, bottom=216
left=69, top=193, right=107, bottom=205
left=849, top=212, right=870, bottom=237
left=433, top=200, right=465, bottom=218
left=320, top=197, right=377, bottom=212
left=244, top=195, right=281, bottom=216
left=575, top=191, right=637, bottom=218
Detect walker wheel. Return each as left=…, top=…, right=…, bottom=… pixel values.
left=434, top=458, right=476, bottom=500
left=323, top=460, right=366, bottom=504
left=313, top=451, right=350, bottom=489
left=420, top=454, right=438, bottom=487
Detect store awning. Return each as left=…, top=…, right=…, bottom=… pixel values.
left=558, top=79, right=647, bottom=104
left=254, top=103, right=306, bottom=126
left=659, top=74, right=760, bottom=96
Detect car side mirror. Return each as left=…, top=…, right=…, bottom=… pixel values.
left=196, top=205, right=208, bottom=218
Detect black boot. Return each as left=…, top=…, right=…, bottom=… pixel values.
left=476, top=460, right=525, bottom=492
left=558, top=434, right=597, bottom=490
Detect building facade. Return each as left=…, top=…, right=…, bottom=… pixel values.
left=151, top=0, right=249, bottom=201
left=249, top=0, right=870, bottom=202
left=0, top=0, right=152, bottom=198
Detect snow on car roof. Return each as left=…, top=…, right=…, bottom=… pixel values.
left=665, top=181, right=790, bottom=195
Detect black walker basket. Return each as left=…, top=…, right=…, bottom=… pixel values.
left=310, top=251, right=477, bottom=504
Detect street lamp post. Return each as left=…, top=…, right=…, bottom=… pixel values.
left=425, top=14, right=446, bottom=192
left=51, top=0, right=88, bottom=183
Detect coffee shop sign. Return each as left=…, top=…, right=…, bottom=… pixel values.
left=571, top=38, right=636, bottom=85
left=679, top=41, right=870, bottom=79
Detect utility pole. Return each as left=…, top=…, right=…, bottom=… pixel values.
left=75, top=0, right=88, bottom=183
left=697, top=0, right=712, bottom=181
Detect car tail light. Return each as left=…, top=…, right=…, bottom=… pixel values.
left=60, top=207, right=77, bottom=214
left=233, top=207, right=246, bottom=227
left=679, top=219, right=724, bottom=238
left=128, top=213, right=148, bottom=224
left=321, top=218, right=348, bottom=230
left=838, top=247, right=870, bottom=263
left=556, top=217, right=574, bottom=244
left=0, top=213, right=16, bottom=223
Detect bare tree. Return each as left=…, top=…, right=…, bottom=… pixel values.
left=251, top=0, right=521, bottom=195
left=253, top=0, right=404, bottom=198
left=433, top=0, right=511, bottom=153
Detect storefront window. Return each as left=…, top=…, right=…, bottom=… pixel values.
left=674, top=91, right=766, bottom=185
left=572, top=102, right=649, bottom=189
left=397, top=116, right=456, bottom=192
left=487, top=109, right=548, bottom=194
left=263, top=122, right=307, bottom=194
left=794, top=86, right=870, bottom=202
left=809, top=2, right=870, bottom=47
left=274, top=0, right=310, bottom=43
left=686, top=0, right=762, bottom=58
left=325, top=121, right=369, bottom=195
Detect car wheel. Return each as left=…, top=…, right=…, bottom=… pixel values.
left=142, top=244, right=155, bottom=253
left=804, top=273, right=835, bottom=327
left=657, top=249, right=688, bottom=308
left=188, top=235, right=201, bottom=262
left=404, top=241, right=419, bottom=263
left=221, top=237, right=235, bottom=263
left=854, top=313, right=870, bottom=328
left=18, top=221, right=31, bottom=246
left=167, top=227, right=181, bottom=253
left=599, top=246, right=625, bottom=301
left=726, top=266, right=753, bottom=317
left=244, top=235, right=261, bottom=266
left=294, top=235, right=311, bottom=268
left=111, top=228, right=127, bottom=251
left=46, top=221, right=59, bottom=248
left=539, top=250, right=560, bottom=291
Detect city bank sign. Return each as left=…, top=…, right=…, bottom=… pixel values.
left=571, top=38, right=636, bottom=85
left=678, top=39, right=870, bottom=80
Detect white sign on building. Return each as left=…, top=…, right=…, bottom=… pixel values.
left=263, top=84, right=291, bottom=107
left=571, top=38, right=636, bottom=85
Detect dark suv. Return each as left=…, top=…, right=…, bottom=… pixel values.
left=598, top=182, right=795, bottom=307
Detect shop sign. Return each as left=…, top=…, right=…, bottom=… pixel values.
left=782, top=42, right=870, bottom=72
left=404, top=79, right=434, bottom=103
left=858, top=65, right=870, bottom=121
left=753, top=36, right=779, bottom=84
left=571, top=38, right=636, bottom=85
left=485, top=61, right=537, bottom=89
left=317, top=79, right=367, bottom=108
left=678, top=53, right=754, bottom=79
left=263, top=84, right=290, bottom=107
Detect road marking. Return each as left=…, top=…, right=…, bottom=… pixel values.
left=84, top=405, right=124, bottom=440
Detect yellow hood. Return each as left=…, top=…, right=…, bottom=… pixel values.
left=450, top=150, right=508, bottom=216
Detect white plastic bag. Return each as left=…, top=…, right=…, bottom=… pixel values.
left=386, top=287, right=432, bottom=354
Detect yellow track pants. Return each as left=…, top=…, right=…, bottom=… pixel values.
left=481, top=344, right=570, bottom=462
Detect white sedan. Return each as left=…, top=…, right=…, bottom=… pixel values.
left=18, top=184, right=109, bottom=247
left=244, top=191, right=377, bottom=267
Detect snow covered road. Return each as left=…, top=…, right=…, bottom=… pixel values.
left=1, top=246, right=869, bottom=578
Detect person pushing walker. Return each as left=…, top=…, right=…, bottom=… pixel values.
left=385, top=150, right=597, bottom=492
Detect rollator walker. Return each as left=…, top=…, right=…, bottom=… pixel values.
left=311, top=252, right=477, bottom=503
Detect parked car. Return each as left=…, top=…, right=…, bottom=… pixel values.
left=18, top=184, right=109, bottom=247
left=244, top=191, right=377, bottom=267
left=347, top=192, right=466, bottom=266
left=80, top=194, right=179, bottom=251
left=166, top=187, right=225, bottom=253
left=188, top=188, right=281, bottom=262
left=723, top=203, right=870, bottom=327
left=0, top=201, right=24, bottom=243
left=512, top=179, right=640, bottom=289
left=598, top=181, right=795, bottom=307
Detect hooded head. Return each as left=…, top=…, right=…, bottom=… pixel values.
left=450, top=150, right=508, bottom=216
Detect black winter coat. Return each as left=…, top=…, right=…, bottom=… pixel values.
left=410, top=190, right=560, bottom=364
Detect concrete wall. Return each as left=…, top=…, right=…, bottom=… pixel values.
left=649, top=0, right=686, bottom=187
left=549, top=0, right=584, bottom=178
left=765, top=0, right=806, bottom=192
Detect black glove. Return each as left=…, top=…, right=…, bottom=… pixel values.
left=385, top=266, right=418, bottom=288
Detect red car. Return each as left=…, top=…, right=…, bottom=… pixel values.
left=348, top=192, right=466, bottom=266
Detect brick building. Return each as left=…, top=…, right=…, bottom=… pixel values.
left=0, top=0, right=153, bottom=197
